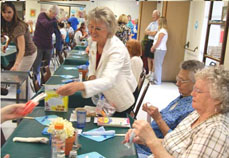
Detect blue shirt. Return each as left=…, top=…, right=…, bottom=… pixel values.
left=136, top=95, right=194, bottom=156
left=68, top=16, right=79, bottom=31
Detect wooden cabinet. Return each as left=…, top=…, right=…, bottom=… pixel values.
left=203, top=1, right=229, bottom=65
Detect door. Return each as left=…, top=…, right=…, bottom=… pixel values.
left=162, top=1, right=190, bottom=81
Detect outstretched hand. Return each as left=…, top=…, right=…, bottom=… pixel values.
left=1, top=104, right=26, bottom=123
left=56, top=82, right=84, bottom=96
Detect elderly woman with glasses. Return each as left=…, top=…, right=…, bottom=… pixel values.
left=124, top=65, right=229, bottom=158
left=57, top=7, right=137, bottom=117
left=136, top=60, right=204, bottom=157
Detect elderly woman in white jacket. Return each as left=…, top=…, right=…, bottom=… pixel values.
left=57, top=7, right=137, bottom=117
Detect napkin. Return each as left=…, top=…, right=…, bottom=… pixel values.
left=82, top=130, right=115, bottom=136
left=81, top=126, right=115, bottom=142
left=35, top=115, right=58, bottom=126
left=13, top=137, right=49, bottom=144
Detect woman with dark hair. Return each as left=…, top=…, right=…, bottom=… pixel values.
left=73, top=22, right=88, bottom=46
left=1, top=2, right=37, bottom=71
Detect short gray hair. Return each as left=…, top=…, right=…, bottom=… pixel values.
left=153, top=10, right=160, bottom=17
left=195, top=65, right=229, bottom=113
left=49, top=5, right=59, bottom=15
left=87, top=6, right=117, bottom=38
left=180, top=60, right=205, bottom=82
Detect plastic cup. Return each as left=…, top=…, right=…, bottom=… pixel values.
left=76, top=108, right=86, bottom=129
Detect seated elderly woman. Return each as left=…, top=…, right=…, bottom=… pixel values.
left=136, top=60, right=204, bottom=156
left=57, top=7, right=137, bottom=117
left=124, top=65, right=229, bottom=158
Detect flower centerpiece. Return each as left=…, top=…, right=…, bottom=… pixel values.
left=47, top=117, right=75, bottom=156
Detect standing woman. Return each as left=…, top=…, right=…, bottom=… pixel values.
left=150, top=17, right=168, bottom=85
left=116, top=14, right=131, bottom=44
left=1, top=2, right=37, bottom=71
left=57, top=7, right=137, bottom=117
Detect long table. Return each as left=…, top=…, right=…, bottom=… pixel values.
left=1, top=107, right=137, bottom=158
left=63, top=53, right=88, bottom=66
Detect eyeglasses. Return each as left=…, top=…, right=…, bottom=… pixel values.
left=88, top=25, right=106, bottom=32
left=192, top=87, right=209, bottom=94
left=176, top=76, right=190, bottom=84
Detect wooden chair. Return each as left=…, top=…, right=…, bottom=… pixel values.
left=132, top=80, right=150, bottom=119
left=40, top=65, right=51, bottom=85
left=32, top=74, right=41, bottom=93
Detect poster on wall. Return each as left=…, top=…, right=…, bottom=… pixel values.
left=30, top=9, right=36, bottom=17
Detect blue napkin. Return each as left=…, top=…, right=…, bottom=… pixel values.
left=76, top=65, right=88, bottom=70
left=78, top=151, right=106, bottom=158
left=81, top=126, right=115, bottom=142
left=35, top=115, right=58, bottom=126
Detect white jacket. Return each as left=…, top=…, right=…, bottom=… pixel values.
left=82, top=36, right=137, bottom=112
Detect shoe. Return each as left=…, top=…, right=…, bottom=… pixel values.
left=146, top=73, right=151, bottom=78
left=148, top=75, right=154, bottom=82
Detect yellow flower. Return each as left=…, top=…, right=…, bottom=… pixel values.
left=47, top=117, right=75, bottom=138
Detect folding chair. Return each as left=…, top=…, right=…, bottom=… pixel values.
left=130, top=68, right=146, bottom=116
left=40, top=65, right=51, bottom=85
left=133, top=80, right=150, bottom=119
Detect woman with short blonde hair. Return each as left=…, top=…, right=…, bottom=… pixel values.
left=57, top=7, right=137, bottom=117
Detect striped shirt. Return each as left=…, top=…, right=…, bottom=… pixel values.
left=162, top=111, right=229, bottom=158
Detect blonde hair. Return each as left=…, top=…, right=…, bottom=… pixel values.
left=87, top=6, right=117, bottom=38
left=118, top=14, right=128, bottom=24
left=158, top=17, right=168, bottom=30
left=126, top=40, right=142, bottom=57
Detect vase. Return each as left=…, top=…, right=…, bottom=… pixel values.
left=65, top=134, right=76, bottom=156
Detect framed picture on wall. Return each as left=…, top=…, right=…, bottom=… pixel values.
left=30, top=9, right=36, bottom=17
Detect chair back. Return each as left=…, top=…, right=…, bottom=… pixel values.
left=32, top=74, right=41, bottom=93
left=138, top=68, right=146, bottom=93
left=40, top=66, right=51, bottom=84
left=130, top=68, right=146, bottom=116
left=133, top=80, right=150, bottom=119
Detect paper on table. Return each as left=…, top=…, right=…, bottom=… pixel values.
left=59, top=75, right=76, bottom=79
left=80, top=126, right=115, bottom=142
left=78, top=152, right=106, bottom=158
left=13, top=137, right=49, bottom=144
left=63, top=67, right=78, bottom=70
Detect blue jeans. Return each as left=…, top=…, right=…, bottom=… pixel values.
left=32, top=48, right=52, bottom=84
left=153, top=50, right=166, bottom=85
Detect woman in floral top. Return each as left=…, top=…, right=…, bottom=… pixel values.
left=115, top=14, right=131, bottom=44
